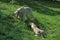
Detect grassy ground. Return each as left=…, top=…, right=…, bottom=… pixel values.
left=0, top=1, right=60, bottom=40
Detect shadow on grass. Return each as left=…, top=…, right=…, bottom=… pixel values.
left=38, top=1, right=60, bottom=8
left=0, top=10, right=24, bottom=40
left=25, top=1, right=60, bottom=16
left=0, top=0, right=10, bottom=3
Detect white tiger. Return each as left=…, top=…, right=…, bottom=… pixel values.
left=14, top=7, right=34, bottom=22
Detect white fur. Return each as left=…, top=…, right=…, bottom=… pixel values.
left=30, top=22, right=44, bottom=36
left=14, top=7, right=34, bottom=21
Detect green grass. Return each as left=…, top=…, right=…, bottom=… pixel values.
left=0, top=1, right=60, bottom=40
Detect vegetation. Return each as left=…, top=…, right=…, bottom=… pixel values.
left=0, top=0, right=60, bottom=40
